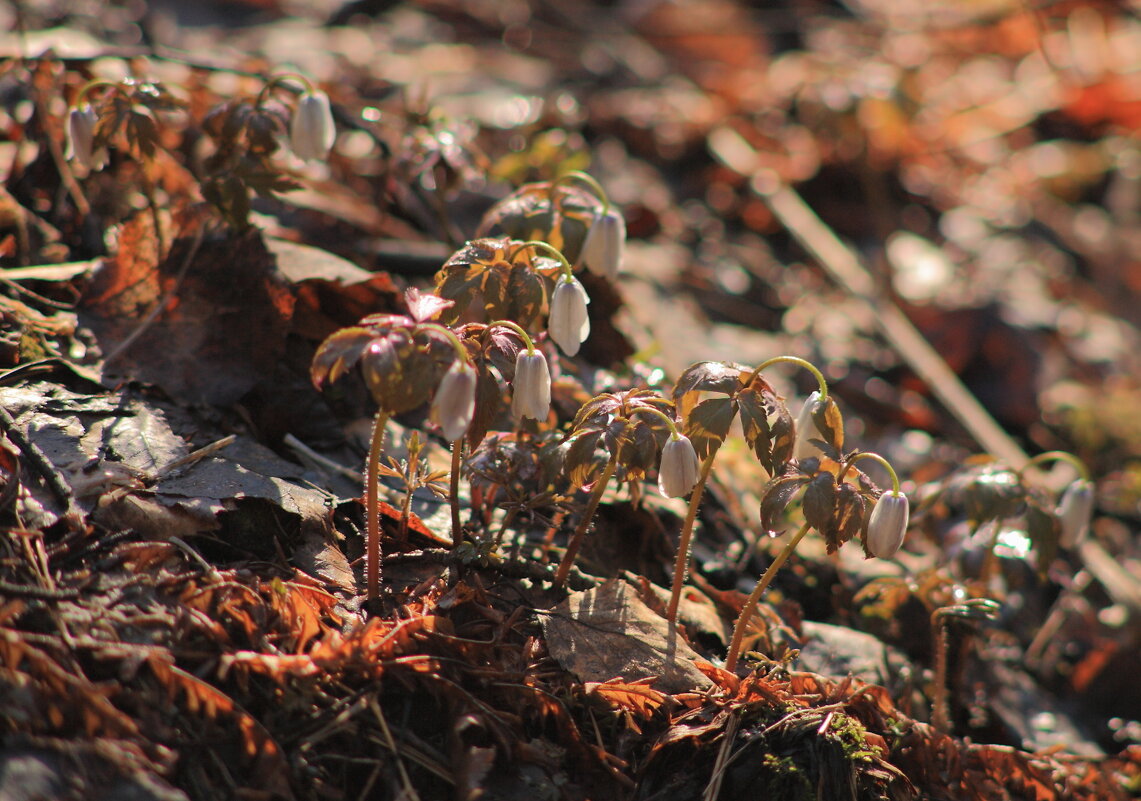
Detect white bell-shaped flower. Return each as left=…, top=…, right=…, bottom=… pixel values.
left=548, top=274, right=590, bottom=356
left=794, top=391, right=826, bottom=460
left=865, top=490, right=910, bottom=558
left=580, top=210, right=625, bottom=280
left=658, top=435, right=701, bottom=498
left=512, top=349, right=551, bottom=421
left=290, top=90, right=336, bottom=161
left=1056, top=479, right=1094, bottom=548
left=67, top=104, right=107, bottom=171
left=430, top=360, right=477, bottom=441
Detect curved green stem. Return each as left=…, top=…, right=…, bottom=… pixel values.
left=667, top=448, right=719, bottom=622
left=554, top=450, right=619, bottom=586
left=415, top=322, right=470, bottom=362
left=628, top=405, right=681, bottom=439
left=725, top=521, right=812, bottom=672
left=365, top=409, right=390, bottom=604
left=845, top=451, right=901, bottom=494
left=549, top=170, right=611, bottom=215
left=1018, top=451, right=1090, bottom=482
left=255, top=72, right=315, bottom=108
left=510, top=240, right=575, bottom=280
left=75, top=79, right=126, bottom=107
left=744, top=356, right=828, bottom=399
left=486, top=319, right=537, bottom=352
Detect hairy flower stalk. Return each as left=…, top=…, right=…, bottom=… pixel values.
left=725, top=522, right=812, bottom=672
left=553, top=451, right=619, bottom=587
left=364, top=410, right=389, bottom=603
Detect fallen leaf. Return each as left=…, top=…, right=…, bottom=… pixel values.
left=541, top=579, right=712, bottom=694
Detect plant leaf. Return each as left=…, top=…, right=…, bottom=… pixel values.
left=683, top=396, right=737, bottom=460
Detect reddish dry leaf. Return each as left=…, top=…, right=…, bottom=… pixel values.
left=147, top=656, right=294, bottom=799
left=0, top=630, right=139, bottom=739
left=266, top=580, right=340, bottom=654
left=81, top=216, right=296, bottom=405
left=584, top=677, right=669, bottom=723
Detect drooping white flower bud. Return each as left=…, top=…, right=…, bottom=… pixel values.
left=548, top=274, right=590, bottom=356
left=794, top=391, right=826, bottom=460
left=66, top=104, right=106, bottom=171
left=658, top=435, right=701, bottom=498
left=512, top=349, right=551, bottom=421
left=1056, top=479, right=1094, bottom=548
left=866, top=490, right=910, bottom=558
left=580, top=210, right=626, bottom=280
left=430, top=360, right=477, bottom=441
left=290, top=90, right=336, bottom=161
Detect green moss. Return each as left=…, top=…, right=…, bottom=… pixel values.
left=759, top=753, right=813, bottom=800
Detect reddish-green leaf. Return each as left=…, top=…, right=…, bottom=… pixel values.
left=802, top=471, right=836, bottom=532
left=760, top=474, right=809, bottom=533
left=683, top=396, right=737, bottom=460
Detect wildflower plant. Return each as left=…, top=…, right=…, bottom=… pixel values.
left=66, top=78, right=184, bottom=254
left=928, top=450, right=1094, bottom=580
left=477, top=171, right=625, bottom=274
left=665, top=356, right=839, bottom=622
left=310, top=290, right=473, bottom=604
left=554, top=389, right=682, bottom=586
left=435, top=238, right=591, bottom=356
left=200, top=73, right=334, bottom=228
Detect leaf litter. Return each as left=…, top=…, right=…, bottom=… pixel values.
left=1, top=2, right=1141, bottom=800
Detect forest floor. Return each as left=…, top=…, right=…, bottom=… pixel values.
left=1, top=1, right=1141, bottom=799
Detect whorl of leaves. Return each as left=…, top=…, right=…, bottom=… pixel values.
left=672, top=361, right=795, bottom=471
left=88, top=78, right=184, bottom=161
left=310, top=313, right=455, bottom=414
left=201, top=97, right=300, bottom=228
left=759, top=457, right=879, bottom=553
left=476, top=181, right=603, bottom=263
left=434, top=237, right=557, bottom=330
left=563, top=389, right=675, bottom=488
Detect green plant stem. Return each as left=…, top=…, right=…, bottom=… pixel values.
left=554, top=452, right=619, bottom=587
left=449, top=438, right=464, bottom=548
left=365, top=410, right=389, bottom=604
left=666, top=449, right=719, bottom=622
left=725, top=521, right=811, bottom=672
